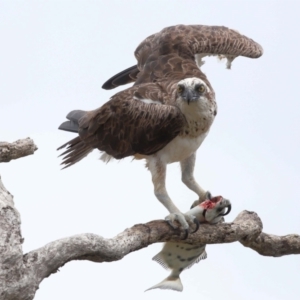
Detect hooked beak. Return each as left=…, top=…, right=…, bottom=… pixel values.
left=182, top=89, right=197, bottom=105
left=218, top=204, right=231, bottom=216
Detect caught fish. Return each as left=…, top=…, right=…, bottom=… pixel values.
left=146, top=195, right=231, bottom=292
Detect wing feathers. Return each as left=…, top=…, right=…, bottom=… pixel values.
left=58, top=87, right=186, bottom=167
left=57, top=136, right=93, bottom=169
left=135, top=25, right=263, bottom=61
left=102, top=24, right=263, bottom=89
left=102, top=65, right=139, bottom=90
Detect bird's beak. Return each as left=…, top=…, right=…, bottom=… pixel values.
left=182, top=88, right=195, bottom=105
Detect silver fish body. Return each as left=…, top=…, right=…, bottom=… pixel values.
left=147, top=242, right=207, bottom=291
left=146, top=196, right=231, bottom=292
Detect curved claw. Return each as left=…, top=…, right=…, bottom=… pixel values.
left=181, top=229, right=189, bottom=240
left=191, top=217, right=200, bottom=234
left=219, top=204, right=232, bottom=216
left=204, top=191, right=212, bottom=200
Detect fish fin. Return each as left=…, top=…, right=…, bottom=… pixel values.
left=145, top=276, right=183, bottom=292
left=184, top=249, right=207, bottom=270
left=152, top=252, right=170, bottom=270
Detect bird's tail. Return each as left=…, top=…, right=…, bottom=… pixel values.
left=58, top=110, right=86, bottom=133
left=57, top=110, right=93, bottom=168
left=145, top=275, right=183, bottom=292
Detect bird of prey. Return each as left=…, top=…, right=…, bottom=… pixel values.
left=58, top=25, right=263, bottom=237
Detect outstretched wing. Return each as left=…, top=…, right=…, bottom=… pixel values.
left=58, top=84, right=186, bottom=168
left=102, top=24, right=263, bottom=90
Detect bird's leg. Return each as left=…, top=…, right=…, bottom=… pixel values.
left=180, top=153, right=209, bottom=208
left=148, top=157, right=181, bottom=213
left=147, top=157, right=199, bottom=239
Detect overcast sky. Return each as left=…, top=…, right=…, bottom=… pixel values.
left=1, top=1, right=300, bottom=299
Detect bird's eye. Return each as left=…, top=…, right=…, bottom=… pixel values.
left=196, top=85, right=206, bottom=93
left=177, top=85, right=184, bottom=93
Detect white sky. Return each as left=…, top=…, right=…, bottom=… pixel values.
left=1, top=1, right=300, bottom=299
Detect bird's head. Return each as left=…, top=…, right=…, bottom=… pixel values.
left=176, top=77, right=211, bottom=105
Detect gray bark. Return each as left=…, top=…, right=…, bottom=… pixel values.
left=0, top=138, right=299, bottom=300
left=0, top=138, right=38, bottom=163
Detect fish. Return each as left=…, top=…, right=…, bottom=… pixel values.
left=146, top=195, right=231, bottom=292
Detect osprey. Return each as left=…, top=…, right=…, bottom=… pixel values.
left=58, top=25, right=262, bottom=237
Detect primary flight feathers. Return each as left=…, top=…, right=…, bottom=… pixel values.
left=102, top=24, right=263, bottom=90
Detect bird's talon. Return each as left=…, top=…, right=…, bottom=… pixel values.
left=218, top=204, right=232, bottom=216
left=181, top=229, right=189, bottom=240
left=204, top=191, right=212, bottom=200
left=191, top=218, right=200, bottom=233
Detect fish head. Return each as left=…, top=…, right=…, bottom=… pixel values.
left=188, top=196, right=231, bottom=223
left=200, top=196, right=231, bottom=223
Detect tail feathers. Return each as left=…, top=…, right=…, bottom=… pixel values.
left=145, top=276, right=183, bottom=292
left=57, top=136, right=93, bottom=169
left=102, top=65, right=139, bottom=90
left=58, top=110, right=87, bottom=133
left=66, top=110, right=86, bottom=122
left=58, top=120, right=79, bottom=133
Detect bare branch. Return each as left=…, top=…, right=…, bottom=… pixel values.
left=0, top=138, right=38, bottom=162
left=23, top=210, right=300, bottom=286
left=240, top=232, right=300, bottom=256
left=0, top=162, right=300, bottom=299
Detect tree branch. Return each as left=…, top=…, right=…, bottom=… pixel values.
left=23, top=211, right=255, bottom=282
left=240, top=232, right=300, bottom=257
left=0, top=138, right=300, bottom=300
left=23, top=210, right=300, bottom=285
left=1, top=174, right=300, bottom=300
left=0, top=138, right=38, bottom=162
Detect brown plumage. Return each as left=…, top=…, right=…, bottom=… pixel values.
left=102, top=24, right=263, bottom=90
left=58, top=24, right=262, bottom=235
left=58, top=84, right=186, bottom=167
left=59, top=24, right=262, bottom=168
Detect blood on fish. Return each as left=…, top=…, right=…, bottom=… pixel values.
left=200, top=196, right=223, bottom=209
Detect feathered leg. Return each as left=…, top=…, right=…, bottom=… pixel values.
left=147, top=157, right=199, bottom=239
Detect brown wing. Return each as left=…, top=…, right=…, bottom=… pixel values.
left=58, top=84, right=186, bottom=168
left=102, top=24, right=263, bottom=89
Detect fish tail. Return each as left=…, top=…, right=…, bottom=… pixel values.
left=145, top=275, right=183, bottom=292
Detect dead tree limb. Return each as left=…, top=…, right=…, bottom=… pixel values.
left=0, top=138, right=38, bottom=162
left=0, top=138, right=299, bottom=300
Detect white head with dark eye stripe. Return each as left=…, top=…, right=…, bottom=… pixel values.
left=176, top=77, right=210, bottom=105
